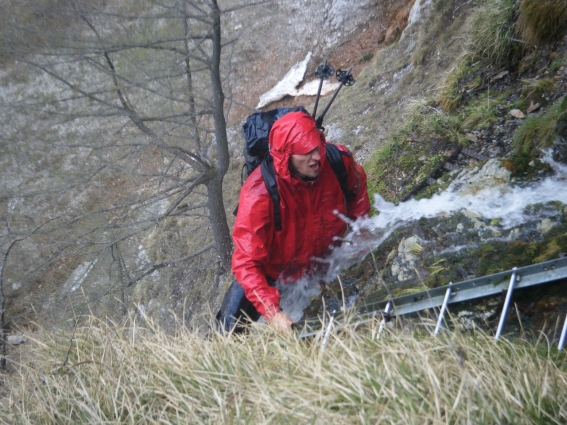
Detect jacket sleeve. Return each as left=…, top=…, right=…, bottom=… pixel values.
left=337, top=145, right=371, bottom=219
left=231, top=177, right=281, bottom=319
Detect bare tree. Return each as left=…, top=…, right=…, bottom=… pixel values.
left=0, top=0, right=258, bottom=326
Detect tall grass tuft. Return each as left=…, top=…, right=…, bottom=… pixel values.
left=3, top=315, right=567, bottom=424
left=514, top=96, right=567, bottom=153
left=438, top=0, right=522, bottom=112
left=437, top=57, right=475, bottom=112
left=468, top=0, right=522, bottom=67
left=517, top=0, right=567, bottom=45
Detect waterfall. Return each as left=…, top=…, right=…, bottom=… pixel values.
left=328, top=151, right=567, bottom=275
left=280, top=152, right=567, bottom=320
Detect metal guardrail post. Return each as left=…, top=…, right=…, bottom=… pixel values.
left=377, top=301, right=392, bottom=340
left=495, top=268, right=518, bottom=341
left=559, top=313, right=567, bottom=351
left=434, top=283, right=452, bottom=336
left=322, top=310, right=337, bottom=346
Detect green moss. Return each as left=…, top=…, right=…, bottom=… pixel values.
left=422, top=259, right=449, bottom=288
left=460, top=93, right=502, bottom=130
left=550, top=56, right=565, bottom=74
left=537, top=224, right=567, bottom=261
left=475, top=222, right=567, bottom=275
left=511, top=96, right=567, bottom=176
left=366, top=98, right=470, bottom=202
left=438, top=58, right=475, bottom=112
left=517, top=50, right=542, bottom=74
left=507, top=153, right=552, bottom=178
left=390, top=286, right=425, bottom=298
left=519, top=77, right=556, bottom=110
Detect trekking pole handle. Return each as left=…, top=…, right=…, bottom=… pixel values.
left=312, top=60, right=335, bottom=118
left=336, top=67, right=356, bottom=86
left=315, top=67, right=355, bottom=130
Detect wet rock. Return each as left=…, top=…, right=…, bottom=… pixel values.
left=553, top=138, right=567, bottom=164
left=7, top=335, right=25, bottom=345
left=454, top=309, right=496, bottom=331
left=537, top=218, right=557, bottom=234
left=391, top=235, right=428, bottom=282
left=509, top=109, right=525, bottom=119
left=453, top=159, right=511, bottom=196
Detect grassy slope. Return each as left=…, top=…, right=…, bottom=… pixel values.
left=3, top=315, right=567, bottom=424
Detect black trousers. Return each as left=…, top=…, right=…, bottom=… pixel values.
left=215, top=278, right=274, bottom=333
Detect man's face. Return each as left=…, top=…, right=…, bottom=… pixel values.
left=289, top=146, right=322, bottom=179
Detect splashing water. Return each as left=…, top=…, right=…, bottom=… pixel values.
left=327, top=152, right=567, bottom=277
left=279, top=152, right=567, bottom=319
left=277, top=279, right=321, bottom=322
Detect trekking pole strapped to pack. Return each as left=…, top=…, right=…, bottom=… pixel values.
left=315, top=66, right=355, bottom=130
left=312, top=60, right=335, bottom=119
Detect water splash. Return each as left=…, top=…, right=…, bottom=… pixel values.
left=326, top=152, right=567, bottom=277
left=279, top=153, right=567, bottom=318
left=276, top=279, right=321, bottom=322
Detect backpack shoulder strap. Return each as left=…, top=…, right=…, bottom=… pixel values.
left=325, top=144, right=356, bottom=201
left=260, top=155, right=282, bottom=231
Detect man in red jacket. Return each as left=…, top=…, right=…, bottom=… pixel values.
left=216, top=111, right=370, bottom=332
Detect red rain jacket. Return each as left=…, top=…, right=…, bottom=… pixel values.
left=231, top=112, right=370, bottom=319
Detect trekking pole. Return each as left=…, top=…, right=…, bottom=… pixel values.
left=312, top=60, right=335, bottom=119
left=315, top=66, right=355, bottom=130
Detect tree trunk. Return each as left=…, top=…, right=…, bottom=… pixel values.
left=208, top=0, right=233, bottom=269
left=207, top=177, right=232, bottom=269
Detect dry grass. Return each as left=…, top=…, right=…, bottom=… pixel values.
left=437, top=56, right=473, bottom=112
left=517, top=0, right=567, bottom=45
left=2, top=315, right=567, bottom=424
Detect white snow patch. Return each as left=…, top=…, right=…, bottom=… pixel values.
left=256, top=52, right=340, bottom=109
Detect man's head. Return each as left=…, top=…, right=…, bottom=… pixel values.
left=269, top=111, right=325, bottom=180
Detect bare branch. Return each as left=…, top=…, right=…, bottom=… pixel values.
left=222, top=0, right=273, bottom=14
left=126, top=242, right=215, bottom=287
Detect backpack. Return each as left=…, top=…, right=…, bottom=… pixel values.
left=236, top=107, right=355, bottom=231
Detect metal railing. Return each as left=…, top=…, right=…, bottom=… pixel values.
left=297, top=257, right=567, bottom=349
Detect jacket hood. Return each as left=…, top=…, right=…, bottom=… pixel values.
left=269, top=112, right=326, bottom=180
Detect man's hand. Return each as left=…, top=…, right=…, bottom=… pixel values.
left=268, top=311, right=294, bottom=332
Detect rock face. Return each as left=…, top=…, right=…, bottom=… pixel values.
left=224, top=0, right=413, bottom=116
left=324, top=0, right=381, bottom=39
